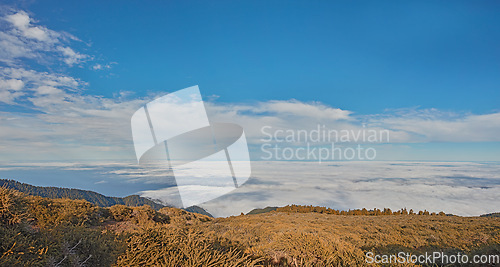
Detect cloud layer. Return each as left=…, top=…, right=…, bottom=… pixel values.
left=2, top=161, right=497, bottom=218
left=197, top=161, right=500, bottom=217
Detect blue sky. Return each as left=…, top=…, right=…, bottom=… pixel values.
left=9, top=0, right=500, bottom=112
left=0, top=1, right=499, bottom=161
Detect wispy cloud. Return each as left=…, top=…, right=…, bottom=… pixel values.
left=206, top=102, right=500, bottom=145
left=0, top=9, right=137, bottom=160
left=92, top=62, right=115, bottom=71
left=0, top=63, right=149, bottom=160
left=1, top=82, right=500, bottom=160
left=373, top=108, right=500, bottom=142
left=256, top=100, right=352, bottom=120
left=0, top=10, right=88, bottom=66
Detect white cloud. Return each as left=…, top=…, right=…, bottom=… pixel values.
left=204, top=100, right=362, bottom=145
left=1, top=75, right=498, bottom=161
left=205, top=101, right=500, bottom=146
left=35, top=85, right=62, bottom=95
left=5, top=11, right=53, bottom=42
left=0, top=67, right=84, bottom=105
left=57, top=46, right=88, bottom=66
left=0, top=64, right=149, bottom=160
left=374, top=108, right=500, bottom=142
left=92, top=63, right=113, bottom=70
left=257, top=100, right=352, bottom=120
left=0, top=78, right=24, bottom=91
left=0, top=10, right=88, bottom=66
left=0, top=90, right=23, bottom=104
left=0, top=78, right=24, bottom=104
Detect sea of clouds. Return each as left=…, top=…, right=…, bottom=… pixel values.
left=198, top=161, right=500, bottom=217
left=1, top=160, right=498, bottom=217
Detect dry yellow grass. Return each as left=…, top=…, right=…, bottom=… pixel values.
left=1, top=187, right=499, bottom=266
left=112, top=209, right=499, bottom=266
left=203, top=212, right=500, bottom=266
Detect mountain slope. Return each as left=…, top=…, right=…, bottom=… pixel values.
left=184, top=205, right=214, bottom=217
left=0, top=179, right=165, bottom=210
left=481, top=212, right=500, bottom=217
left=0, top=179, right=214, bottom=216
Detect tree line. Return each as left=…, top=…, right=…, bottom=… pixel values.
left=276, top=204, right=447, bottom=216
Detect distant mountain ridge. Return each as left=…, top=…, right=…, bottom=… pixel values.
left=185, top=205, right=214, bottom=217
left=246, top=206, right=278, bottom=215
left=480, top=212, right=500, bottom=218
left=0, top=179, right=166, bottom=210
left=0, top=179, right=213, bottom=217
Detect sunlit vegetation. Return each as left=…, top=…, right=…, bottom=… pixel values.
left=0, top=186, right=125, bottom=266
left=211, top=212, right=499, bottom=266
left=1, top=186, right=499, bottom=266
left=116, top=227, right=262, bottom=266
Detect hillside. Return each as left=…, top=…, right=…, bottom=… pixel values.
left=1, top=186, right=499, bottom=266
left=0, top=179, right=166, bottom=210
